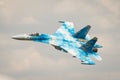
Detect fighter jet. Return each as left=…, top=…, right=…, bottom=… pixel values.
left=12, top=21, right=102, bottom=65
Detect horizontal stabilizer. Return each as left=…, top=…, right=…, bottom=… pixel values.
left=94, top=44, right=103, bottom=48
left=91, top=53, right=102, bottom=61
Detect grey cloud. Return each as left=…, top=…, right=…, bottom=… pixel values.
left=0, top=74, right=15, bottom=80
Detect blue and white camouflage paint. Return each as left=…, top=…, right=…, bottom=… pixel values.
left=12, top=21, right=102, bottom=65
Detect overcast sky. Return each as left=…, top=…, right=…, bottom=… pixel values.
left=0, top=0, right=120, bottom=80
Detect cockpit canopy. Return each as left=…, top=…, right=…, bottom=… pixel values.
left=28, top=32, right=39, bottom=36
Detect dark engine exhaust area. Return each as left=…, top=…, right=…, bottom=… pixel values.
left=92, top=48, right=98, bottom=52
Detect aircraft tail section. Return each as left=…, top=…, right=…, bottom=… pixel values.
left=81, top=37, right=102, bottom=61
left=82, top=37, right=97, bottom=52
left=74, top=25, right=91, bottom=39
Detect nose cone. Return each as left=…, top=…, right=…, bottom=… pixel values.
left=12, top=35, right=23, bottom=40
left=12, top=36, right=19, bottom=40
left=12, top=34, right=31, bottom=40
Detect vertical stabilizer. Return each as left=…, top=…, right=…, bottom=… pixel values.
left=81, top=37, right=97, bottom=52
left=74, top=25, right=91, bottom=39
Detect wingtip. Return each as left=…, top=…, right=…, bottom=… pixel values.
left=58, top=21, right=65, bottom=23
left=81, top=60, right=96, bottom=65
left=87, top=25, right=91, bottom=29
left=81, top=62, right=95, bottom=65
left=93, top=37, right=98, bottom=40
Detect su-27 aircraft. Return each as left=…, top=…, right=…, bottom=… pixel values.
left=12, top=21, right=102, bottom=65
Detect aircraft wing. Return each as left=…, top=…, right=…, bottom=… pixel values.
left=53, top=21, right=75, bottom=39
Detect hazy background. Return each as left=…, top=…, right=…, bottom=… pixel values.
left=0, top=0, right=120, bottom=80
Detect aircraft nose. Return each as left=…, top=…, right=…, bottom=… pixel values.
left=12, top=35, right=31, bottom=40
left=12, top=35, right=24, bottom=40
left=12, top=36, right=18, bottom=39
